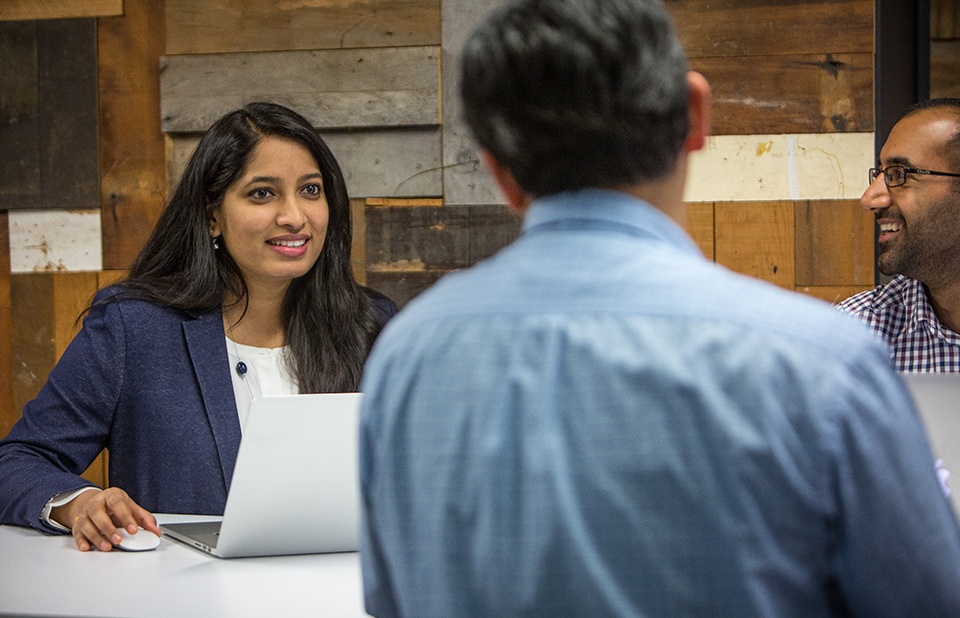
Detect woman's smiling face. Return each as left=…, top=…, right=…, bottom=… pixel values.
left=209, top=135, right=329, bottom=295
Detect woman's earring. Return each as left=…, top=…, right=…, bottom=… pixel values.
left=212, top=236, right=220, bottom=251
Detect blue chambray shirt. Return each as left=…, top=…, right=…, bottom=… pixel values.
left=359, top=189, right=960, bottom=617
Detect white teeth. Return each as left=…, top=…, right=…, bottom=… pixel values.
left=879, top=223, right=901, bottom=233
left=269, top=239, right=306, bottom=247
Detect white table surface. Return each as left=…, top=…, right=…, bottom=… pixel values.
left=0, top=514, right=369, bottom=617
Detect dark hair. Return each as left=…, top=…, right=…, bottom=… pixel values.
left=112, top=102, right=387, bottom=392
left=905, top=98, right=960, bottom=172
left=459, top=0, right=690, bottom=197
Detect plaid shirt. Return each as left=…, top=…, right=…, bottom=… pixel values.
left=837, top=274, right=960, bottom=371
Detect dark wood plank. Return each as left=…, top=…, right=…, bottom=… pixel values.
left=931, top=40, right=960, bottom=99
left=667, top=0, right=873, bottom=57
left=0, top=21, right=40, bottom=210
left=160, top=47, right=441, bottom=133
left=37, top=19, right=99, bottom=211
left=932, top=0, right=960, bottom=39
left=98, top=0, right=167, bottom=270
left=692, top=53, right=873, bottom=134
left=165, top=0, right=440, bottom=54
left=366, top=201, right=521, bottom=307
left=794, top=199, right=874, bottom=287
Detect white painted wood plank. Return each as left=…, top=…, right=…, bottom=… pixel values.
left=686, top=132, right=874, bottom=202
left=9, top=209, right=102, bottom=273
left=160, top=47, right=441, bottom=132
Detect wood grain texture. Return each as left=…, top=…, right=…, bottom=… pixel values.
left=715, top=201, right=796, bottom=289
left=168, top=128, right=443, bottom=199
left=350, top=198, right=366, bottom=285
left=0, top=21, right=40, bottom=208
left=0, top=0, right=122, bottom=21
left=932, top=0, right=960, bottom=39
left=0, top=20, right=99, bottom=211
left=931, top=40, right=960, bottom=99
left=441, top=0, right=503, bottom=206
left=794, top=199, right=874, bottom=286
left=165, top=0, right=441, bottom=55
left=10, top=272, right=106, bottom=484
left=160, top=47, right=441, bottom=132
left=667, top=0, right=873, bottom=57
left=693, top=53, right=873, bottom=134
left=0, top=214, right=15, bottom=438
left=685, top=202, right=715, bottom=260
left=99, top=0, right=167, bottom=270
left=366, top=201, right=521, bottom=306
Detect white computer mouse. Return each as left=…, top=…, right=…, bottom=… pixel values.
left=114, top=527, right=161, bottom=552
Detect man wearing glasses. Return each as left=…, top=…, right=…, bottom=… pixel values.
left=839, top=98, right=960, bottom=371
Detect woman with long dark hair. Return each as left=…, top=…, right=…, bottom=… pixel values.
left=0, top=102, right=397, bottom=551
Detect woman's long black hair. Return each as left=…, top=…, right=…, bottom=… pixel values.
left=109, top=102, right=388, bottom=392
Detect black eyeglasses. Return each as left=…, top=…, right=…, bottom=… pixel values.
left=869, top=165, right=960, bottom=188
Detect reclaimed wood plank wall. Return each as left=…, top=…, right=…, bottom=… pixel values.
left=1, top=0, right=960, bottom=449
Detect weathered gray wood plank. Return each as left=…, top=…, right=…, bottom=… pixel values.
left=441, top=0, right=505, bottom=206
left=168, top=128, right=442, bottom=199
left=160, top=47, right=441, bottom=132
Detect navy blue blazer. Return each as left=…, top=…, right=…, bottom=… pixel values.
left=0, top=288, right=396, bottom=533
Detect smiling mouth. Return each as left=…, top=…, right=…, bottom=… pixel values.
left=267, top=239, right=307, bottom=248
left=879, top=222, right=901, bottom=233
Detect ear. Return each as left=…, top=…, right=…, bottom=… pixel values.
left=208, top=211, right=221, bottom=238
left=684, top=71, right=711, bottom=154
left=479, top=149, right=532, bottom=213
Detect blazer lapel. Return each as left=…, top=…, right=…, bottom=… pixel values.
left=183, top=309, right=242, bottom=491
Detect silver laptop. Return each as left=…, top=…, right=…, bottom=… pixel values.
left=161, top=392, right=362, bottom=558
left=901, top=373, right=960, bottom=518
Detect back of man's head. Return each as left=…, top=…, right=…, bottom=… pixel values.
left=459, top=0, right=690, bottom=198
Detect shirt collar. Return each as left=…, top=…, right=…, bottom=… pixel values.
left=522, top=188, right=701, bottom=256
left=890, top=275, right=954, bottom=338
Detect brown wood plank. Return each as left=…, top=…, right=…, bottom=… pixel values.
left=0, top=0, right=122, bottom=21
left=0, top=214, right=15, bottom=438
left=796, top=285, right=874, bottom=305
left=932, top=40, right=960, bottom=99
left=685, top=202, right=715, bottom=261
left=666, top=0, right=873, bottom=58
left=99, top=0, right=167, bottom=270
left=794, top=199, right=874, bottom=287
left=11, top=272, right=106, bottom=485
left=351, top=198, right=367, bottom=286
left=0, top=21, right=40, bottom=210
left=715, top=201, right=795, bottom=289
left=692, top=53, right=873, bottom=134
left=160, top=47, right=441, bottom=133
left=932, top=0, right=960, bottom=39
left=165, top=0, right=440, bottom=55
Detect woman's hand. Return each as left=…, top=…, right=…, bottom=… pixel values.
left=52, top=487, right=161, bottom=551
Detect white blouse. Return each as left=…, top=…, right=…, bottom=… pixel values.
left=225, top=337, right=298, bottom=431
